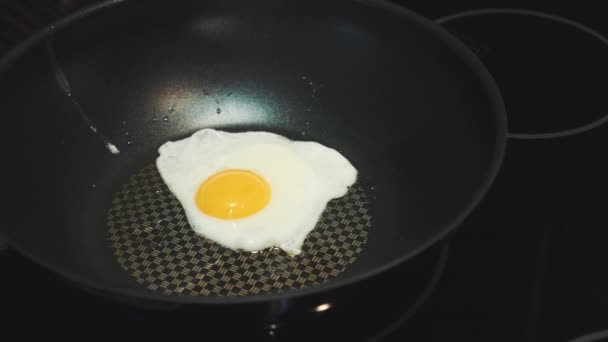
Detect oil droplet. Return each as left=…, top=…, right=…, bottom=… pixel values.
left=155, top=189, right=162, bottom=195
left=309, top=81, right=314, bottom=86
left=162, top=116, right=169, bottom=122
left=106, top=142, right=120, bottom=154
left=265, top=323, right=280, bottom=337
left=127, top=140, right=133, bottom=145
left=92, top=184, right=96, bottom=188
left=301, top=75, right=307, bottom=80
left=216, top=108, right=222, bottom=114
left=305, top=121, right=310, bottom=128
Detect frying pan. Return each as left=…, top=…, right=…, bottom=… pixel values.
left=0, top=0, right=506, bottom=307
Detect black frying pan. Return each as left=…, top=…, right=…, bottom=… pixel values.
left=0, top=0, right=506, bottom=307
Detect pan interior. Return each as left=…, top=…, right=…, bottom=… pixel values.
left=0, top=0, right=505, bottom=302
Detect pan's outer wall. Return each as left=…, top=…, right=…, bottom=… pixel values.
left=0, top=0, right=506, bottom=304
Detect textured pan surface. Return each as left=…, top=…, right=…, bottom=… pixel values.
left=107, top=163, right=372, bottom=296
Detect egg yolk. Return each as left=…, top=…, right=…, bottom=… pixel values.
left=195, top=169, right=271, bottom=219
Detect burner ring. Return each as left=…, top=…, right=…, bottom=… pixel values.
left=436, top=8, right=608, bottom=140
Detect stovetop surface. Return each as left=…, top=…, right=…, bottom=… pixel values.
left=2, top=1, right=608, bottom=341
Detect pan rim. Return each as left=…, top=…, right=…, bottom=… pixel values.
left=0, top=0, right=508, bottom=305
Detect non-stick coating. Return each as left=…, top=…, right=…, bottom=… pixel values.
left=0, top=0, right=506, bottom=303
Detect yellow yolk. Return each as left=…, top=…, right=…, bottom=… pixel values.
left=195, top=169, right=271, bottom=219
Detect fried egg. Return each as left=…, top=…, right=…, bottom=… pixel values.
left=156, top=128, right=357, bottom=255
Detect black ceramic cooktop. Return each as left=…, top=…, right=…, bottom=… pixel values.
left=2, top=1, right=608, bottom=341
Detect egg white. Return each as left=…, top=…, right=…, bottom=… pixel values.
left=156, top=128, right=357, bottom=255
